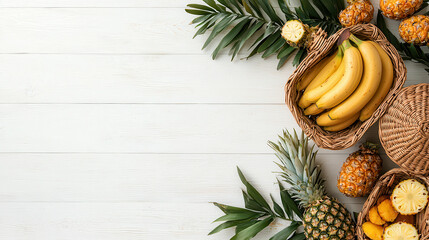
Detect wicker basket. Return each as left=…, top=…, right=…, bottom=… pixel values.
left=356, top=169, right=429, bottom=240
left=357, top=84, right=429, bottom=240
left=379, top=83, right=429, bottom=174
left=285, top=23, right=407, bottom=150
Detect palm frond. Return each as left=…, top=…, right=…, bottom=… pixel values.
left=186, top=0, right=343, bottom=69
left=209, top=167, right=304, bottom=239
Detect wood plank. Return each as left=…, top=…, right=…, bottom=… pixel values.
left=0, top=104, right=385, bottom=153
left=0, top=0, right=190, bottom=7
left=0, top=54, right=290, bottom=104
left=0, top=8, right=209, bottom=54
left=0, top=153, right=397, bottom=204
left=0, top=55, right=425, bottom=104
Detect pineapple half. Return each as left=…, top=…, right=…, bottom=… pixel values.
left=281, top=20, right=310, bottom=48
left=269, top=130, right=355, bottom=240
left=383, top=222, right=419, bottom=240
left=391, top=179, right=429, bottom=215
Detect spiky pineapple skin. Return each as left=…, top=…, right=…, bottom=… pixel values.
left=303, top=196, right=355, bottom=240
left=380, top=0, right=423, bottom=20
left=339, top=0, right=374, bottom=27
left=399, top=15, right=429, bottom=46
left=337, top=143, right=382, bottom=197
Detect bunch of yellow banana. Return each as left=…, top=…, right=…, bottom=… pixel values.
left=297, top=34, right=394, bottom=132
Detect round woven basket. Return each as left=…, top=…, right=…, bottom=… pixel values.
left=379, top=83, right=429, bottom=174
left=356, top=168, right=429, bottom=240
left=285, top=23, right=407, bottom=150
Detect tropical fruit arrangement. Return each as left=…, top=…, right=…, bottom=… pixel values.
left=185, top=0, right=429, bottom=239
left=362, top=179, right=429, bottom=240
left=290, top=31, right=393, bottom=132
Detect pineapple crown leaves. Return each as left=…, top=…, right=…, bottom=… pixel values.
left=186, top=0, right=344, bottom=69
left=376, top=10, right=429, bottom=74
left=268, top=129, right=325, bottom=208
left=209, top=167, right=305, bottom=240
left=360, top=141, right=379, bottom=153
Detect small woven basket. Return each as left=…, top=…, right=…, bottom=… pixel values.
left=356, top=169, right=429, bottom=240
left=357, top=84, right=429, bottom=240
left=285, top=24, right=407, bottom=150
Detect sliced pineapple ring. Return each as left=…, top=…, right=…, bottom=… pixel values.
left=281, top=20, right=306, bottom=46
left=383, top=222, right=419, bottom=240
left=391, top=179, right=429, bottom=215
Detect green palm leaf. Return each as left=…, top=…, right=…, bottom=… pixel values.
left=186, top=0, right=344, bottom=69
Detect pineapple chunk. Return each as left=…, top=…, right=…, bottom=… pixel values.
left=383, top=222, right=419, bottom=240
left=369, top=206, right=386, bottom=225
left=378, top=199, right=399, bottom=222
left=362, top=222, right=384, bottom=240
left=391, top=179, right=429, bottom=215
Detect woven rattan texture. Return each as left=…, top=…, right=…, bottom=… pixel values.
left=285, top=24, right=407, bottom=150
left=379, top=83, right=429, bottom=175
left=357, top=168, right=429, bottom=240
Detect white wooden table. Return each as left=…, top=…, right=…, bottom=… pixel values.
left=0, top=1, right=426, bottom=239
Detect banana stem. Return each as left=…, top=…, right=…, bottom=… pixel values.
left=349, top=34, right=363, bottom=46
left=341, top=39, right=353, bottom=50
left=338, top=44, right=344, bottom=55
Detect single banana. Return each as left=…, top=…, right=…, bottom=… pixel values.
left=328, top=35, right=382, bottom=120
left=316, top=111, right=356, bottom=127
left=304, top=104, right=324, bottom=115
left=297, top=54, right=334, bottom=91
left=298, top=49, right=343, bottom=109
left=359, top=41, right=394, bottom=121
left=315, top=40, right=363, bottom=109
left=324, top=112, right=360, bottom=132
left=301, top=46, right=346, bottom=103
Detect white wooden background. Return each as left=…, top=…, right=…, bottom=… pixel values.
left=0, top=0, right=427, bottom=239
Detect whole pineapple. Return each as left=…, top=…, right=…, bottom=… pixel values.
left=337, top=142, right=382, bottom=197
left=339, top=0, right=374, bottom=27
left=380, top=0, right=423, bottom=19
left=399, top=15, right=429, bottom=46
left=269, top=130, right=355, bottom=240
